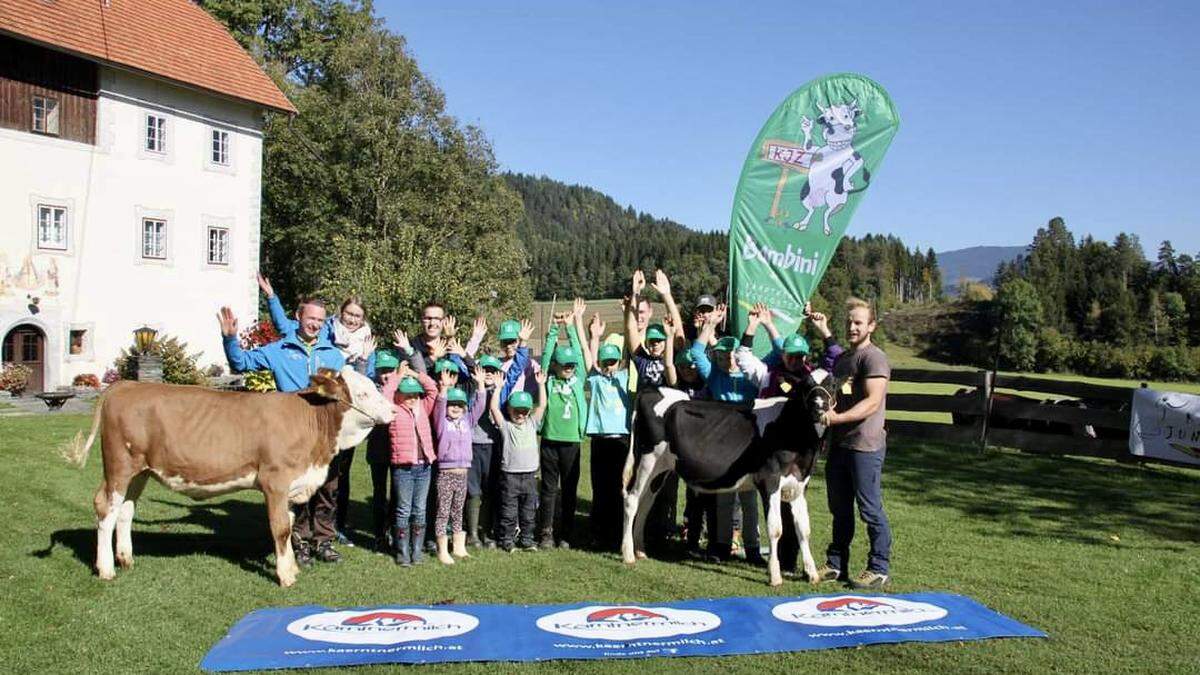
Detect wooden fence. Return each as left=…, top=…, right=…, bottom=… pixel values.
left=885, top=368, right=1190, bottom=469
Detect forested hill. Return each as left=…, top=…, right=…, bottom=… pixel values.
left=507, top=173, right=943, bottom=317
left=507, top=173, right=727, bottom=303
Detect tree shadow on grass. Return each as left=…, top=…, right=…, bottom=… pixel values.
left=34, top=498, right=278, bottom=582
left=884, top=443, right=1200, bottom=548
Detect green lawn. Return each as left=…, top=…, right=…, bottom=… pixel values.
left=1, top=413, right=1197, bottom=673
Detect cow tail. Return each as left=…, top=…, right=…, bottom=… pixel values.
left=60, top=391, right=105, bottom=468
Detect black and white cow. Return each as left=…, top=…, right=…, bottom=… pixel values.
left=620, top=369, right=837, bottom=586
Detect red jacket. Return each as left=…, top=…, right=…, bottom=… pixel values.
left=381, top=372, right=438, bottom=465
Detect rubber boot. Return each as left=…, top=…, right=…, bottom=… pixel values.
left=464, top=497, right=482, bottom=547
left=393, top=526, right=410, bottom=567
left=410, top=525, right=426, bottom=564
left=436, top=535, right=455, bottom=565
left=452, top=531, right=470, bottom=559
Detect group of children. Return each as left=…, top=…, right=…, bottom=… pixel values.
left=254, top=269, right=844, bottom=569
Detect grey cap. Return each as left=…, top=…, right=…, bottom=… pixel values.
left=695, top=294, right=718, bottom=310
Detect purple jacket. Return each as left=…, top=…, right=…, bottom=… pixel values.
left=434, top=389, right=487, bottom=469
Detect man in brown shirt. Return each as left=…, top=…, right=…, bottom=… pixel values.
left=816, top=297, right=893, bottom=588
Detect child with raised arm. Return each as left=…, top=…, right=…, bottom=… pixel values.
left=585, top=311, right=633, bottom=550
left=381, top=362, right=438, bottom=567
left=492, top=370, right=547, bottom=552
left=626, top=270, right=670, bottom=392
left=535, top=299, right=588, bottom=549
left=465, top=320, right=533, bottom=549
left=432, top=365, right=488, bottom=564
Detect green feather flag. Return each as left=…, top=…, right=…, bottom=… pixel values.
left=728, top=73, right=900, bottom=347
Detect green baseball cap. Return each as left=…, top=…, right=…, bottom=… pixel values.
left=446, top=387, right=469, bottom=405
left=479, top=354, right=503, bottom=370
left=397, top=376, right=424, bottom=395
left=598, top=343, right=622, bottom=363
left=645, top=323, right=667, bottom=342
left=783, top=334, right=810, bottom=355
left=374, top=349, right=399, bottom=370
left=434, top=358, right=458, bottom=373
left=713, top=336, right=739, bottom=352
left=508, top=391, right=534, bottom=410
left=674, top=350, right=696, bottom=366
left=498, top=320, right=521, bottom=341
left=554, top=345, right=578, bottom=365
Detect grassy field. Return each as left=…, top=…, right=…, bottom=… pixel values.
left=1, top=410, right=1197, bottom=673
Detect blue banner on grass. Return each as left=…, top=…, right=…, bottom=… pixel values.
left=201, top=592, right=1044, bottom=671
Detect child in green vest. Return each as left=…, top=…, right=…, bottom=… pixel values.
left=536, top=298, right=589, bottom=549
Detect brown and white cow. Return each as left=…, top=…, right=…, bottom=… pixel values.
left=63, top=367, right=393, bottom=587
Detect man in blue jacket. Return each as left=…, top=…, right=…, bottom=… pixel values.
left=218, top=301, right=347, bottom=565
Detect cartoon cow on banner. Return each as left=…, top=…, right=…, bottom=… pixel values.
left=794, top=100, right=869, bottom=235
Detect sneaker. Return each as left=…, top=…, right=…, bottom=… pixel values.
left=335, top=530, right=354, bottom=547
left=744, top=550, right=767, bottom=567
left=519, top=541, right=539, bottom=552
left=813, top=564, right=844, bottom=583
left=499, top=542, right=515, bottom=553
left=314, top=542, right=342, bottom=563
left=295, top=541, right=314, bottom=568
left=850, top=569, right=889, bottom=589
left=557, top=540, right=571, bottom=551
left=538, top=535, right=555, bottom=550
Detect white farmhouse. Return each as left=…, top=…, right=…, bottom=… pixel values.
left=0, top=0, right=294, bottom=392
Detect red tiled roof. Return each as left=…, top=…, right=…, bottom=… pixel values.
left=0, top=0, right=296, bottom=113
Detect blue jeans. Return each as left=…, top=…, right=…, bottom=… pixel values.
left=825, top=444, right=892, bottom=575
left=392, top=463, right=432, bottom=530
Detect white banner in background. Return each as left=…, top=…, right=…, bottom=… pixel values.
left=1129, top=388, right=1200, bottom=466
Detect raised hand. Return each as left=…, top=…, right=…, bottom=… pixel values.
left=809, top=310, right=831, bottom=338
left=471, top=316, right=488, bottom=340
left=255, top=273, right=275, bottom=298
left=428, top=337, right=448, bottom=361
left=393, top=329, right=412, bottom=353
left=396, top=362, right=412, bottom=380
left=553, top=311, right=569, bottom=325
left=472, top=365, right=486, bottom=388
left=518, top=319, right=535, bottom=342
left=362, top=335, right=377, bottom=358
left=709, top=303, right=728, bottom=326
left=746, top=303, right=762, bottom=328
left=589, top=312, right=606, bottom=338
left=438, top=368, right=456, bottom=390
left=573, top=297, right=587, bottom=320
left=446, top=336, right=466, bottom=356
left=651, top=269, right=672, bottom=298
left=632, top=269, right=646, bottom=297
left=443, top=315, right=457, bottom=337
left=534, top=370, right=548, bottom=386
left=662, top=315, right=676, bottom=337
left=755, top=302, right=776, bottom=329
left=217, top=306, right=238, bottom=337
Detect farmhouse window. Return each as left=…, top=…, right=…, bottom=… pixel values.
left=211, top=129, right=230, bottom=165
left=145, top=114, right=167, bottom=153
left=32, top=96, right=60, bottom=135
left=207, top=226, right=230, bottom=265
left=36, top=204, right=68, bottom=250
left=69, top=329, right=87, bottom=356
left=141, top=218, right=168, bottom=259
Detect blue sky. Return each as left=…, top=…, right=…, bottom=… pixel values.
left=378, top=1, right=1198, bottom=255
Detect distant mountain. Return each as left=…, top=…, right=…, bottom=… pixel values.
left=937, top=245, right=1025, bottom=293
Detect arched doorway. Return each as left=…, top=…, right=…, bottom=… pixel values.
left=2, top=324, right=46, bottom=393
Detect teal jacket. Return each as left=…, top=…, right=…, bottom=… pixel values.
left=223, top=333, right=345, bottom=393
left=540, top=323, right=588, bottom=440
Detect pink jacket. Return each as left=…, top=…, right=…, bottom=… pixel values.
left=382, top=372, right=438, bottom=465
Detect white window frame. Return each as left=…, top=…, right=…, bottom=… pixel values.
left=141, top=218, right=168, bottom=260
left=206, top=225, right=231, bottom=266
left=36, top=204, right=69, bottom=251
left=211, top=128, right=230, bottom=165
left=32, top=96, right=60, bottom=135
left=145, top=113, right=167, bottom=153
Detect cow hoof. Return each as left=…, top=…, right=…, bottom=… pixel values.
left=769, top=575, right=784, bottom=587
left=277, top=571, right=297, bottom=588
left=97, top=568, right=116, bottom=581
left=635, top=550, right=647, bottom=560
left=116, top=556, right=133, bottom=570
